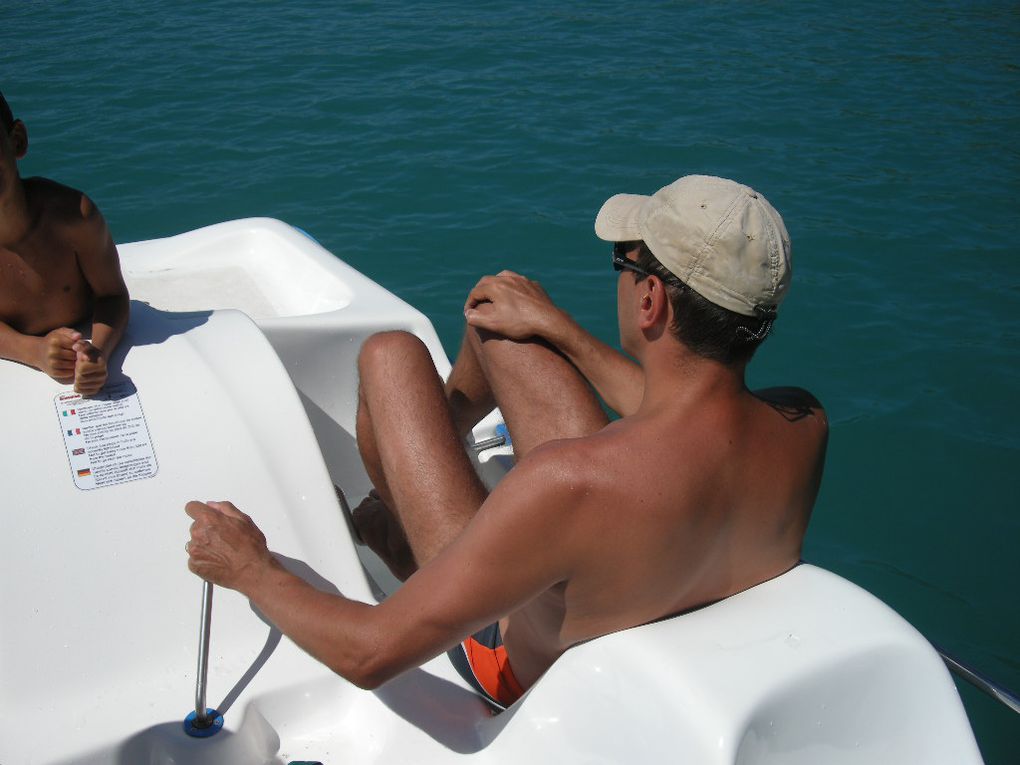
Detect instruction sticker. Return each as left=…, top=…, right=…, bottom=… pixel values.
left=55, top=380, right=158, bottom=490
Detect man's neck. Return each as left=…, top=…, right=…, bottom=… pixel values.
left=637, top=345, right=748, bottom=416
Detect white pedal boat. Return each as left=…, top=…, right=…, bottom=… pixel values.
left=0, top=219, right=985, bottom=764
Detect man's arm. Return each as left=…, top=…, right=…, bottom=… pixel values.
left=71, top=195, right=129, bottom=395
left=463, top=271, right=644, bottom=416
left=186, top=449, right=579, bottom=689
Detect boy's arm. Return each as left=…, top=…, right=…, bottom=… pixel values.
left=75, top=195, right=129, bottom=356
left=0, top=321, right=79, bottom=381
left=71, top=196, right=130, bottom=395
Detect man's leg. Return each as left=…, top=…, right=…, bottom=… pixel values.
left=444, top=329, right=497, bottom=441
left=355, top=331, right=488, bottom=572
left=355, top=325, right=609, bottom=575
left=452, top=326, right=609, bottom=461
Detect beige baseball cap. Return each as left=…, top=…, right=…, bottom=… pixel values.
left=594, top=175, right=791, bottom=317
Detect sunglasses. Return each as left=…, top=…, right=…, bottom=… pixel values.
left=611, top=242, right=656, bottom=279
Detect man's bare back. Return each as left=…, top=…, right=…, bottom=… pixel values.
left=497, top=382, right=826, bottom=688
left=0, top=93, right=129, bottom=394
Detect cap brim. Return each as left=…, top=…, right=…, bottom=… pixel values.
left=594, top=193, right=648, bottom=242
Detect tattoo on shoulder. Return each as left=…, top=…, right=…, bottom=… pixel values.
left=765, top=399, right=814, bottom=422
left=756, top=387, right=823, bottom=423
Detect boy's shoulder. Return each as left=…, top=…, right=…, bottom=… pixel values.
left=24, top=176, right=88, bottom=215
left=23, top=176, right=104, bottom=233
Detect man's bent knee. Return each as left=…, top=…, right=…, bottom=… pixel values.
left=466, top=324, right=563, bottom=377
left=358, top=331, right=432, bottom=378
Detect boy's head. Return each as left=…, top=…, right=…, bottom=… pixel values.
left=0, top=92, right=14, bottom=133
left=0, top=91, right=28, bottom=193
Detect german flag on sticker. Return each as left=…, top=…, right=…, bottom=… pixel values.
left=77, top=468, right=92, bottom=477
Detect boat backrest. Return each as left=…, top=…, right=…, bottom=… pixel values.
left=478, top=564, right=983, bottom=764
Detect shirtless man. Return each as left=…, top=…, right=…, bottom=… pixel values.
left=186, top=174, right=828, bottom=709
left=0, top=92, right=129, bottom=396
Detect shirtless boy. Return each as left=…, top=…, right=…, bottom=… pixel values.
left=186, top=174, right=828, bottom=709
left=0, top=92, right=129, bottom=396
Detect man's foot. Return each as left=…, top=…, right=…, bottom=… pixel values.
left=351, top=490, right=418, bottom=581
left=334, top=484, right=363, bottom=544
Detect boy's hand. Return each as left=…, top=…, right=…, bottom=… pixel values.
left=35, top=328, right=81, bottom=382
left=73, top=340, right=108, bottom=396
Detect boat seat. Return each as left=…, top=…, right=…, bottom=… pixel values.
left=475, top=563, right=981, bottom=764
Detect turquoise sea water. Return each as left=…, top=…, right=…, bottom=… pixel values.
left=4, top=0, right=1018, bottom=760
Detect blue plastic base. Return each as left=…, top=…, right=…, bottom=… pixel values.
left=495, top=423, right=512, bottom=445
left=183, top=708, right=224, bottom=738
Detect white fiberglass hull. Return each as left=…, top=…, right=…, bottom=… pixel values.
left=0, top=219, right=982, bottom=764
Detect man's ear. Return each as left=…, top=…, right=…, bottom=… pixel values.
left=10, top=120, right=28, bottom=159
left=637, top=276, right=670, bottom=331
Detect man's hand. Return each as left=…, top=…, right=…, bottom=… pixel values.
left=463, top=271, right=567, bottom=342
left=185, top=501, right=277, bottom=593
left=73, top=340, right=107, bottom=395
left=33, top=327, right=81, bottom=382
left=466, top=269, right=645, bottom=417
